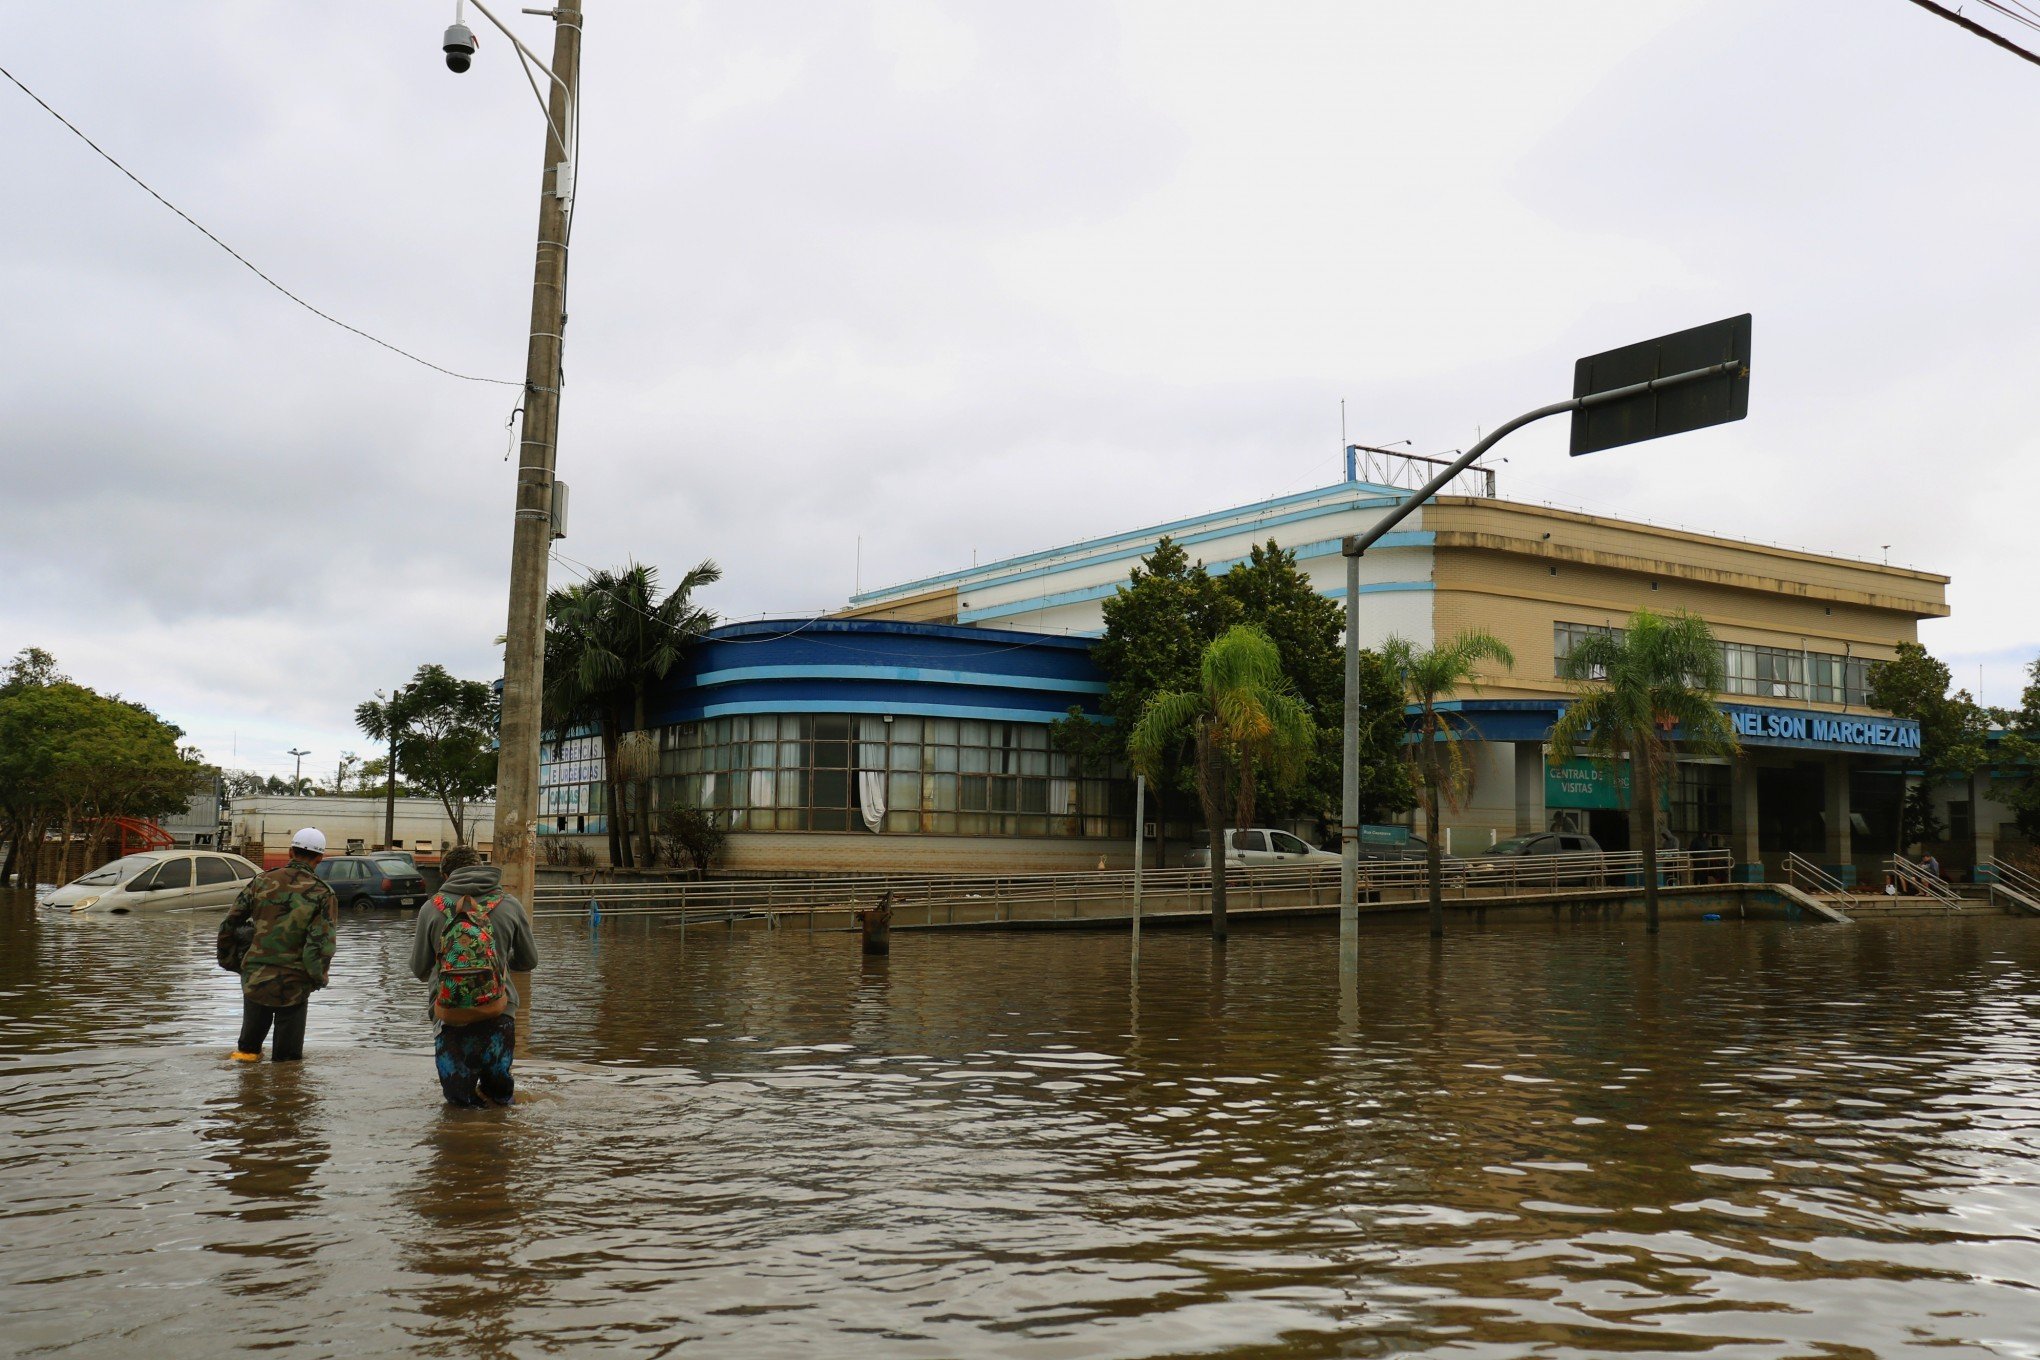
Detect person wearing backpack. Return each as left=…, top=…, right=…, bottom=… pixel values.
left=218, top=827, right=340, bottom=1063
left=409, top=844, right=539, bottom=1107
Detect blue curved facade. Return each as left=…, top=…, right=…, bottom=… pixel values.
left=538, top=619, right=1130, bottom=847
left=649, top=619, right=1107, bottom=727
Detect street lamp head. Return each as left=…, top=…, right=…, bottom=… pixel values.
left=443, top=22, right=478, bottom=73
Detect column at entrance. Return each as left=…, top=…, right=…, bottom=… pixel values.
left=1823, top=755, right=1854, bottom=884
left=1730, top=758, right=1760, bottom=878
left=1514, top=742, right=1545, bottom=835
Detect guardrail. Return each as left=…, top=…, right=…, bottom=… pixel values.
left=1783, top=852, right=1858, bottom=906
left=1986, top=857, right=2040, bottom=916
left=529, top=849, right=1736, bottom=923
left=1885, top=855, right=1961, bottom=906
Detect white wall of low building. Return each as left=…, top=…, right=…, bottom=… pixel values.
left=855, top=483, right=1439, bottom=646
left=229, top=795, right=496, bottom=864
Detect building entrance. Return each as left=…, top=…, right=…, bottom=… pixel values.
left=1758, top=762, right=1825, bottom=855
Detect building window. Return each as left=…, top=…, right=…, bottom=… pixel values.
left=1556, top=623, right=1881, bottom=707
left=655, top=712, right=1132, bottom=838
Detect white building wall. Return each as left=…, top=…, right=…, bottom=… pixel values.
left=855, top=482, right=1440, bottom=644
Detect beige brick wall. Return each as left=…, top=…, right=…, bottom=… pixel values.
left=1423, top=498, right=1947, bottom=712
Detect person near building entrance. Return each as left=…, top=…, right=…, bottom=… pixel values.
left=218, top=827, right=340, bottom=1063
left=411, top=845, right=539, bottom=1108
left=1921, top=852, right=1942, bottom=881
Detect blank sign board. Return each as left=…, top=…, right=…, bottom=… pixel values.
left=1570, top=313, right=1751, bottom=457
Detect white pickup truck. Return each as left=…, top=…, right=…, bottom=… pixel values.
left=1182, top=828, right=1339, bottom=869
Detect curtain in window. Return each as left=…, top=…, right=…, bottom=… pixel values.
left=750, top=769, right=774, bottom=811
left=1050, top=776, right=1077, bottom=832
left=857, top=717, right=888, bottom=833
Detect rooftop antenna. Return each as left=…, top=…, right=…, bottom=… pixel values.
left=1882, top=544, right=1891, bottom=564
left=855, top=535, right=861, bottom=596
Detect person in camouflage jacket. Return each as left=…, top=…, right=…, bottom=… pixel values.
left=218, top=827, right=339, bottom=1062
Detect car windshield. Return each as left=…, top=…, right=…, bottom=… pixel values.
left=1486, top=837, right=1538, bottom=856
left=71, top=855, right=159, bottom=887
left=373, top=857, right=416, bottom=876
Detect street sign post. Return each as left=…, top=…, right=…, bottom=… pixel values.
left=1338, top=315, right=1754, bottom=942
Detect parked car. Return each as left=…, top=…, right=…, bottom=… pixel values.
left=1473, top=831, right=1605, bottom=886
left=1183, top=829, right=1341, bottom=870
left=38, top=850, right=261, bottom=914
left=313, top=853, right=431, bottom=911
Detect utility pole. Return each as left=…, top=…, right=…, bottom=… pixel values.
left=288, top=748, right=310, bottom=798
left=494, top=0, right=582, bottom=905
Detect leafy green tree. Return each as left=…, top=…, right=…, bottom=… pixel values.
left=1129, top=625, right=1315, bottom=940
left=539, top=559, right=720, bottom=868
left=1380, top=630, right=1516, bottom=938
left=357, top=665, right=499, bottom=847
left=1869, top=643, right=1991, bottom=852
left=1076, top=536, right=1415, bottom=855
left=0, top=666, right=204, bottom=886
left=1220, top=541, right=1346, bottom=821
left=1547, top=610, right=1737, bottom=935
left=1995, top=657, right=2040, bottom=843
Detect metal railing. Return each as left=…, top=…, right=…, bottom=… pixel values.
left=529, top=849, right=1735, bottom=923
left=1986, top=858, right=2040, bottom=915
left=1783, top=853, right=1860, bottom=907
left=1885, top=856, right=1962, bottom=907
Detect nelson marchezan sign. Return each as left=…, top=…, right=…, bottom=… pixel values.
left=1726, top=706, right=1921, bottom=753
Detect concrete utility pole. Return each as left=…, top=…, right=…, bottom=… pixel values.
left=494, top=0, right=583, bottom=906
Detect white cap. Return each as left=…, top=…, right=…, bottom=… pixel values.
left=290, top=827, right=328, bottom=854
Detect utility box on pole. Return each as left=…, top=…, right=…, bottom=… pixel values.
left=1570, top=313, right=1751, bottom=457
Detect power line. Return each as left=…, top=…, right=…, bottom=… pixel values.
left=0, top=63, right=523, bottom=386
left=1901, top=0, right=2040, bottom=66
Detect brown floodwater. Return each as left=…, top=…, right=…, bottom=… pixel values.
left=4, top=891, right=2040, bottom=1358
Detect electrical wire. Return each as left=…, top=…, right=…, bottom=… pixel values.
left=0, top=62, right=522, bottom=386
left=1900, top=0, right=2040, bottom=65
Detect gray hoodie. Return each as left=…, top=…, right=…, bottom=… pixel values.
left=410, top=864, right=540, bottom=1019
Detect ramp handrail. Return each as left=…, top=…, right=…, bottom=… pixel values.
left=1784, top=853, right=1859, bottom=905
left=1886, top=855, right=1961, bottom=906
left=1989, top=857, right=2040, bottom=899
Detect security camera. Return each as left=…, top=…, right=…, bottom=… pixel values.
left=443, top=22, right=478, bottom=73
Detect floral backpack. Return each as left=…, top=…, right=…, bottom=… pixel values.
left=432, top=892, right=508, bottom=1022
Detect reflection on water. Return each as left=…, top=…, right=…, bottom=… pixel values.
left=5, top=890, right=2040, bottom=1356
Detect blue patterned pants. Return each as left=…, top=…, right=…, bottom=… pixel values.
left=435, top=1014, right=517, bottom=1107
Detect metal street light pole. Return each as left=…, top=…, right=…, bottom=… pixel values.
left=1337, top=346, right=1750, bottom=949
left=446, top=0, right=583, bottom=903
left=288, top=748, right=310, bottom=798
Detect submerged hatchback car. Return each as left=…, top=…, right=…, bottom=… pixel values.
left=312, top=854, right=430, bottom=911
left=39, top=850, right=261, bottom=914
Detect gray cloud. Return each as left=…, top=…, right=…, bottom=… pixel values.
left=4, top=0, right=2035, bottom=784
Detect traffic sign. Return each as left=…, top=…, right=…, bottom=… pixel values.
left=1570, top=313, right=1751, bottom=456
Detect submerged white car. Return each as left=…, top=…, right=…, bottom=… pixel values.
left=38, top=850, right=261, bottom=914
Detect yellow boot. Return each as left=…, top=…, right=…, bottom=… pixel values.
left=228, top=1050, right=261, bottom=1062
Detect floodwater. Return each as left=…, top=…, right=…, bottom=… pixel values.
left=4, top=895, right=2040, bottom=1359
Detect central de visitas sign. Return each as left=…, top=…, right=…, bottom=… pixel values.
left=1726, top=706, right=1921, bottom=754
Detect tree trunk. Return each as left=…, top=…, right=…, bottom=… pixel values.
left=0, top=820, right=17, bottom=889
left=600, top=718, right=629, bottom=869
left=1637, top=749, right=1661, bottom=934
left=1199, top=731, right=1227, bottom=941
left=1424, top=705, right=1445, bottom=938
left=634, top=690, right=657, bottom=870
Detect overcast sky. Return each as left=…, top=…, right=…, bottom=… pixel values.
left=4, top=1, right=2035, bottom=783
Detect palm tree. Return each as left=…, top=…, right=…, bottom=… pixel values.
left=1129, top=624, right=1314, bottom=940
left=1546, top=609, right=1738, bottom=934
left=1380, top=631, right=1516, bottom=938
left=541, top=558, right=721, bottom=869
